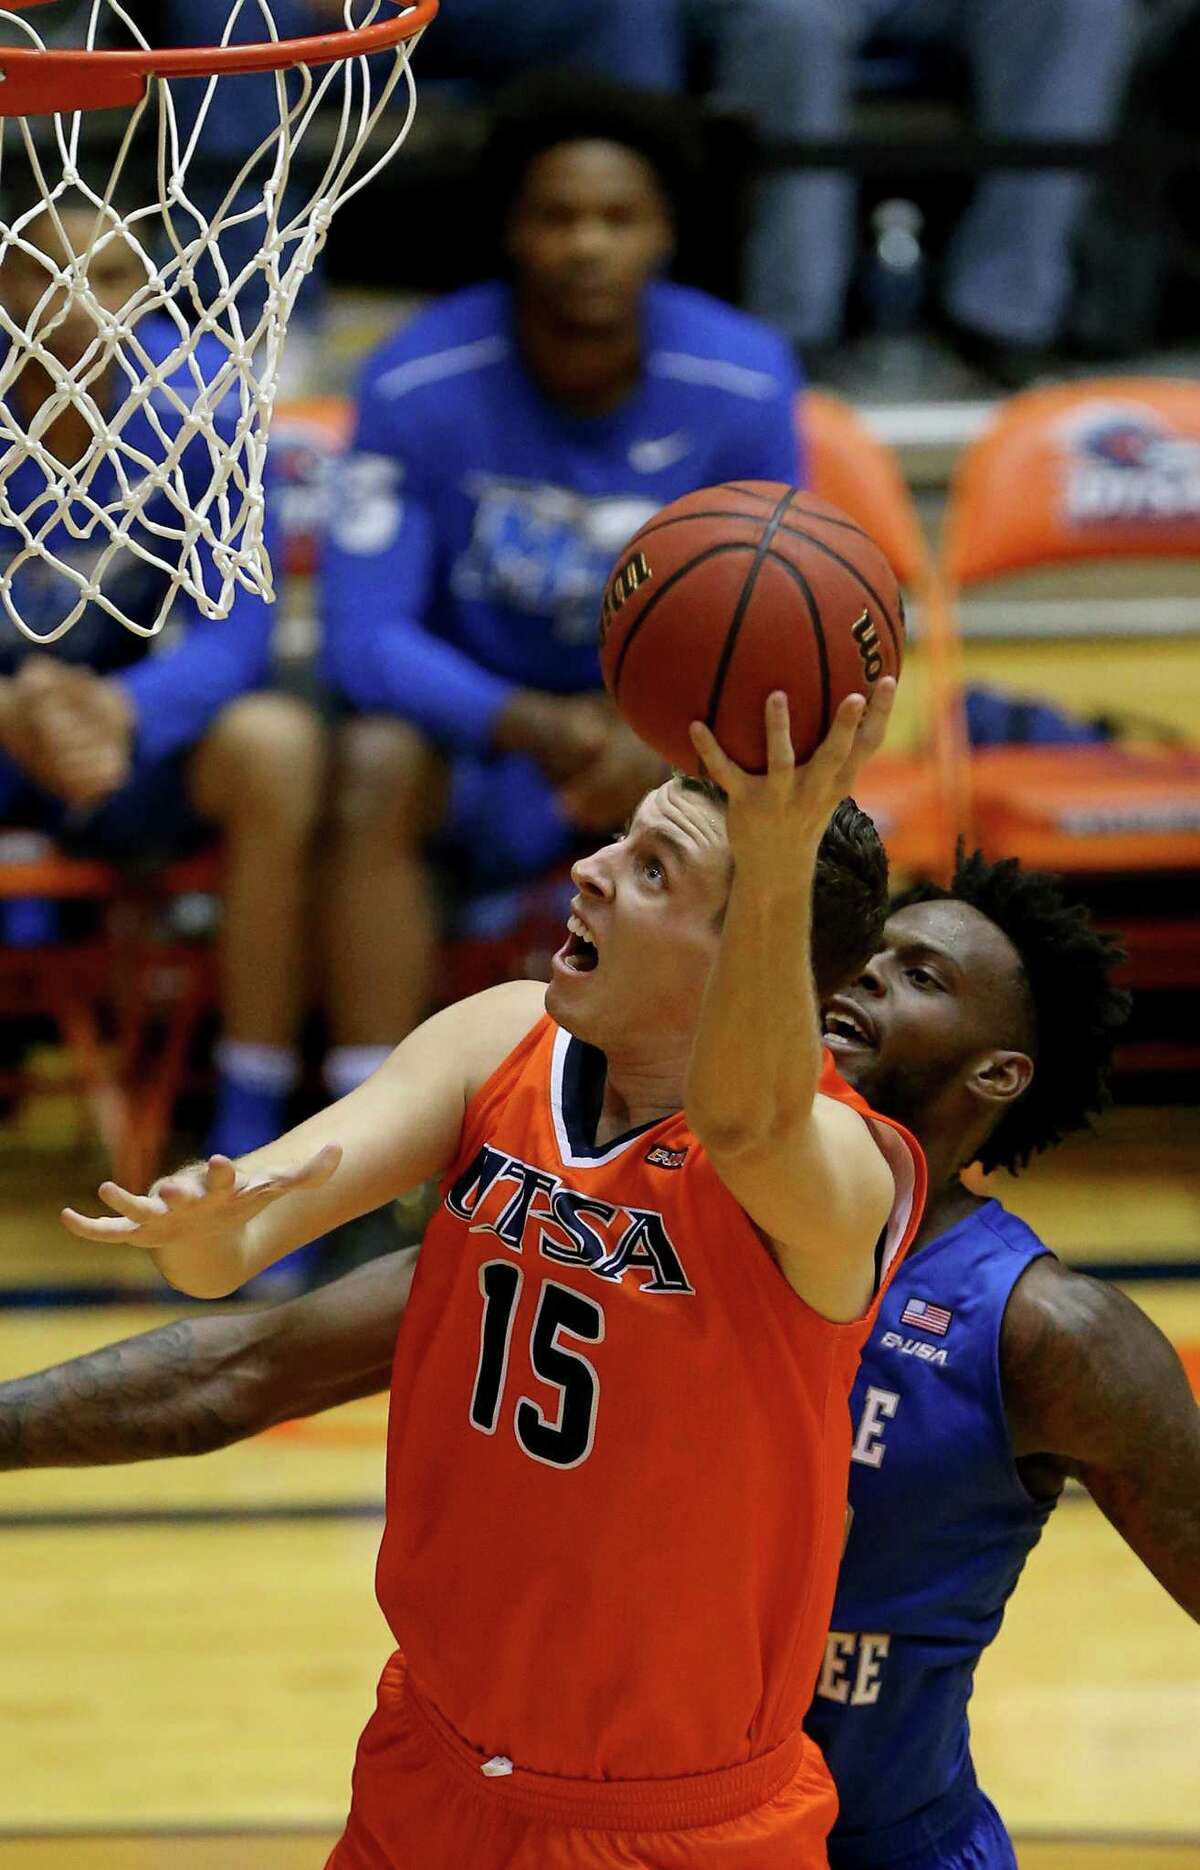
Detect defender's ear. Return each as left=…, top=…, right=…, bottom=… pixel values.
left=969, top=1049, right=1034, bottom=1116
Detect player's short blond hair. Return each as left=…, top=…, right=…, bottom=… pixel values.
left=674, top=778, right=887, bottom=999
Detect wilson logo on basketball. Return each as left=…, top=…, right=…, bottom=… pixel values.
left=851, top=610, right=884, bottom=682
left=599, top=549, right=652, bottom=648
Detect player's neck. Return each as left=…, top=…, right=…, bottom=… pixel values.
left=516, top=300, right=642, bottom=420
left=593, top=1041, right=690, bottom=1148
left=911, top=1172, right=989, bottom=1254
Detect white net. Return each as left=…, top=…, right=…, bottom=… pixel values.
left=0, top=0, right=432, bottom=644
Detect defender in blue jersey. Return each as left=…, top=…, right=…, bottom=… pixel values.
left=4, top=851, right=1196, bottom=1852
left=812, top=850, right=1199, bottom=1865
left=0, top=205, right=323, bottom=1161
left=318, top=74, right=801, bottom=1099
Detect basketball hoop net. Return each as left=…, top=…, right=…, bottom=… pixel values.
left=0, top=0, right=436, bottom=644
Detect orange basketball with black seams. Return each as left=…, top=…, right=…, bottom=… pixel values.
left=598, top=482, right=905, bottom=773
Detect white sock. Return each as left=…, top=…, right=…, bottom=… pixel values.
left=214, top=1040, right=301, bottom=1095
left=324, top=1044, right=393, bottom=1101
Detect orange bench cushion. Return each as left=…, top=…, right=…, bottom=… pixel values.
left=970, top=744, right=1200, bottom=872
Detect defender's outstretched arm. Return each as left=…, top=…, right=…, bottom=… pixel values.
left=0, top=1250, right=415, bottom=1471
left=1003, top=1255, right=1200, bottom=1622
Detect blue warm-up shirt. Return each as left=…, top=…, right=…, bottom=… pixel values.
left=320, top=280, right=802, bottom=753
left=0, top=315, right=273, bottom=766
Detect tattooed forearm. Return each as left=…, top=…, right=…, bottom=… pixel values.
left=1003, top=1258, right=1200, bottom=1621
left=0, top=1317, right=266, bottom=1469
left=0, top=1249, right=415, bottom=1475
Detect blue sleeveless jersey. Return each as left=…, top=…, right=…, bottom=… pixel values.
left=805, top=1199, right=1056, bottom=1865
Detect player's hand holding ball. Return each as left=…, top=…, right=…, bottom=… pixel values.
left=690, top=682, right=895, bottom=875
left=598, top=482, right=904, bottom=774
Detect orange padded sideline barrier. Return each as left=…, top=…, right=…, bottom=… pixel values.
left=942, top=378, right=1200, bottom=876
left=963, top=743, right=1200, bottom=874
left=939, top=377, right=1200, bottom=1075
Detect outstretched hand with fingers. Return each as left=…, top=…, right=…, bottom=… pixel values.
left=61, top=1145, right=343, bottom=1255
left=688, top=681, right=895, bottom=872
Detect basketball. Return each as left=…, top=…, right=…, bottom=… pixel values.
left=598, top=483, right=905, bottom=773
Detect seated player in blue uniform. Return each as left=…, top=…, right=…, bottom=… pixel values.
left=0, top=202, right=324, bottom=1161
left=6, top=843, right=1196, bottom=1849
left=317, top=72, right=802, bottom=1104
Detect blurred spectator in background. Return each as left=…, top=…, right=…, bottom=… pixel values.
left=1071, top=0, right=1200, bottom=359
left=318, top=73, right=801, bottom=1100
left=691, top=0, right=1135, bottom=384
left=0, top=202, right=324, bottom=1165
left=395, top=0, right=682, bottom=89
left=161, top=0, right=684, bottom=387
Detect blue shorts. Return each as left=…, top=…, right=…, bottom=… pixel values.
left=0, top=744, right=210, bottom=873
left=439, top=750, right=581, bottom=893
left=830, top=1787, right=1016, bottom=1870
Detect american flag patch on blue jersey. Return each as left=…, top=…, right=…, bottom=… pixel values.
left=901, top=1297, right=953, bottom=1337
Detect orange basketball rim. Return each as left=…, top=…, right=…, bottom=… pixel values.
left=0, top=0, right=438, bottom=116
left=0, top=0, right=437, bottom=645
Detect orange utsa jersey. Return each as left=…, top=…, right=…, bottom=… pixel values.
left=376, top=1015, right=925, bottom=1786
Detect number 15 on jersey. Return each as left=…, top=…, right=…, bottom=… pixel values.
left=470, top=1261, right=606, bottom=1470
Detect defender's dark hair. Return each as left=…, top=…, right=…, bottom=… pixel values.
left=811, top=797, right=889, bottom=999
left=678, top=778, right=888, bottom=999
left=484, top=71, right=705, bottom=227
left=893, top=848, right=1132, bottom=1175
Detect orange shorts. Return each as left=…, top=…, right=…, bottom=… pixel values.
left=325, top=1653, right=838, bottom=1870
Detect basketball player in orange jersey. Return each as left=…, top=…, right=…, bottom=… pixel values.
left=63, top=681, right=926, bottom=1868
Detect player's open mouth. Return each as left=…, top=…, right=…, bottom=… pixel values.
left=822, top=997, right=878, bottom=1051
left=556, top=910, right=600, bottom=975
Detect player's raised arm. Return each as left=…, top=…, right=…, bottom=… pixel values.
left=61, top=982, right=544, bottom=1298
left=0, top=1251, right=415, bottom=1472
left=1002, top=1256, right=1200, bottom=1621
left=686, top=684, right=901, bottom=1320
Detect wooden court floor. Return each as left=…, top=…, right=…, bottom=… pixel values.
left=0, top=1112, right=1197, bottom=1865
left=0, top=1840, right=1193, bottom=1870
